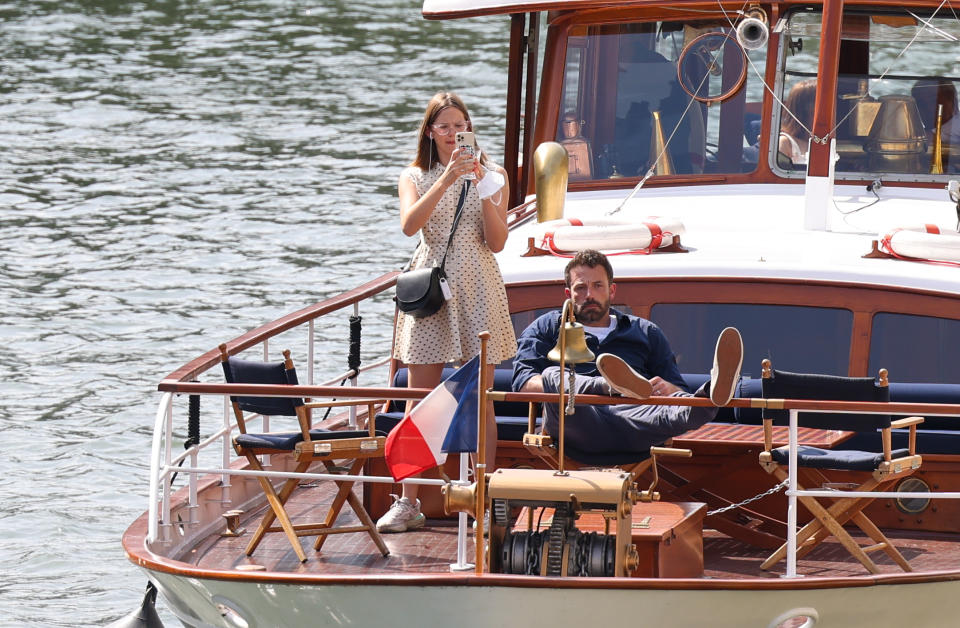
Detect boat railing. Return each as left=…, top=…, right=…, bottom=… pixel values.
left=149, top=271, right=414, bottom=547
left=148, top=362, right=960, bottom=577
left=145, top=272, right=960, bottom=574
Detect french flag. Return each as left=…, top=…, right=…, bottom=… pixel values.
left=384, top=356, right=480, bottom=482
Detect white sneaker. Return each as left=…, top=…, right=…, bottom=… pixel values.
left=709, top=327, right=743, bottom=406
left=376, top=494, right=426, bottom=533
left=596, top=353, right=652, bottom=399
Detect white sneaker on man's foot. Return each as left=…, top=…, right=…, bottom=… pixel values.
left=709, top=327, right=743, bottom=406
left=597, top=353, right=653, bottom=399
left=376, top=494, right=426, bottom=533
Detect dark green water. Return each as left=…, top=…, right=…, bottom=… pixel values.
left=0, top=1, right=509, bottom=624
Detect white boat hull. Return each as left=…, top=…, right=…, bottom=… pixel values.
left=146, top=568, right=960, bottom=628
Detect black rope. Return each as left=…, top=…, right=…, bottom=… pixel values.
left=348, top=314, right=362, bottom=374
left=170, top=392, right=201, bottom=486
left=317, top=316, right=362, bottom=424
left=186, top=394, right=201, bottom=448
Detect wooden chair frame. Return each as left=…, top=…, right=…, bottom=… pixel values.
left=220, top=344, right=389, bottom=562
left=758, top=359, right=923, bottom=574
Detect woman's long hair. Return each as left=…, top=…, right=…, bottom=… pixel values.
left=411, top=91, right=488, bottom=170
left=782, top=79, right=816, bottom=141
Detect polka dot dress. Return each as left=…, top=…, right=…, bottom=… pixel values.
left=393, top=163, right=516, bottom=365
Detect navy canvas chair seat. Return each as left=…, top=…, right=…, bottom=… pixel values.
left=220, top=344, right=389, bottom=562
left=758, top=359, right=924, bottom=574
left=235, top=429, right=383, bottom=452
left=769, top=445, right=912, bottom=472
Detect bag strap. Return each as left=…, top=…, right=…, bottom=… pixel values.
left=438, top=181, right=470, bottom=273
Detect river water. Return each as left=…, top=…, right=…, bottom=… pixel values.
left=0, top=2, right=509, bottom=625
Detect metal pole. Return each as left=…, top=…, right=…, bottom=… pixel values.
left=450, top=452, right=474, bottom=571
left=786, top=408, right=799, bottom=578
left=475, top=331, right=491, bottom=574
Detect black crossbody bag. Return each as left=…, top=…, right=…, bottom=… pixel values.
left=395, top=181, right=470, bottom=318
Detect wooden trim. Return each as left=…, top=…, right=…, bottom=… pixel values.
left=123, top=502, right=960, bottom=588
left=505, top=13, right=526, bottom=208
left=807, top=0, right=844, bottom=177
left=507, top=276, right=960, bottom=377
left=159, top=381, right=434, bottom=399
left=521, top=12, right=541, bottom=199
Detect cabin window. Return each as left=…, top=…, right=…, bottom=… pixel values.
left=775, top=8, right=960, bottom=178
left=556, top=20, right=767, bottom=180
left=869, top=313, right=960, bottom=384
left=649, top=303, right=852, bottom=376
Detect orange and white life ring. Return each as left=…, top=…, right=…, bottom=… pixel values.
left=536, top=216, right=685, bottom=256
left=879, top=224, right=960, bottom=265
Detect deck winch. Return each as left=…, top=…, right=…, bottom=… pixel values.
left=444, top=467, right=642, bottom=577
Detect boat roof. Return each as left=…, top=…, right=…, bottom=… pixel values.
left=423, top=0, right=667, bottom=19
left=498, top=183, right=960, bottom=296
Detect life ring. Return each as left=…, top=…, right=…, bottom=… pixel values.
left=536, top=216, right=685, bottom=256
left=879, top=224, right=960, bottom=266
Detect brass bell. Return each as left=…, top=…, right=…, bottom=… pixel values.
left=548, top=321, right=596, bottom=364
left=866, top=95, right=926, bottom=172
left=548, top=298, right=597, bottom=476
left=547, top=300, right=596, bottom=364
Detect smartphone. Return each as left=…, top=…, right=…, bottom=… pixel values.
left=455, top=131, right=477, bottom=180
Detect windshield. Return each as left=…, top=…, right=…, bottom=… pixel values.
left=556, top=19, right=768, bottom=180
left=776, top=8, right=960, bottom=179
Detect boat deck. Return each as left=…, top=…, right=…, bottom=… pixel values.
left=188, top=480, right=960, bottom=579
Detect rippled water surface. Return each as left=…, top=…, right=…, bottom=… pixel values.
left=0, top=1, right=509, bottom=624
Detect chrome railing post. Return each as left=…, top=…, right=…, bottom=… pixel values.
left=308, top=319, right=315, bottom=386
left=786, top=408, right=799, bottom=578
left=188, top=444, right=199, bottom=525
left=147, top=393, right=173, bottom=544
left=222, top=395, right=232, bottom=502
left=160, top=394, right=174, bottom=543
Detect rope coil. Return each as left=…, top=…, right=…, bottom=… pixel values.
left=348, top=315, right=362, bottom=374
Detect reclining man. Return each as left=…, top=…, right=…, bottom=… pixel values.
left=512, top=249, right=742, bottom=458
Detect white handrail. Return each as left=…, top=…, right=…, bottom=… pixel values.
left=787, top=409, right=798, bottom=578
left=784, top=404, right=960, bottom=577
left=147, top=344, right=960, bottom=571
left=147, top=392, right=173, bottom=544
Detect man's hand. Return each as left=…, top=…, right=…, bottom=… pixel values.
left=650, top=377, right=681, bottom=396
left=520, top=375, right=544, bottom=393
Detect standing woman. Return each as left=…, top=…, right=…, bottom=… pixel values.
left=378, top=92, right=516, bottom=533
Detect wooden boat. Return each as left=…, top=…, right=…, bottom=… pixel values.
left=122, top=1, right=960, bottom=626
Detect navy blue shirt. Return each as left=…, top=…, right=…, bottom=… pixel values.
left=512, top=307, right=687, bottom=392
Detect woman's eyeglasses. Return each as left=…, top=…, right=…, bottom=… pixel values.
left=431, top=122, right=470, bottom=136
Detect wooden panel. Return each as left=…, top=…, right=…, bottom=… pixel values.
left=518, top=501, right=706, bottom=578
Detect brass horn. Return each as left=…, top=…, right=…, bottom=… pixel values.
left=534, top=141, right=569, bottom=223
left=649, top=111, right=675, bottom=176
left=736, top=5, right=769, bottom=51
left=932, top=104, right=945, bottom=175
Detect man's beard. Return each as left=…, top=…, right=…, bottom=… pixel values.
left=574, top=298, right=609, bottom=325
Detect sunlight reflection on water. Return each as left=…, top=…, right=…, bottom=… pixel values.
left=0, top=1, right=509, bottom=624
